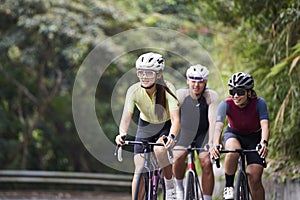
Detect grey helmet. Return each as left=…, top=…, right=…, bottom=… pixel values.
left=228, top=72, right=254, bottom=89
left=136, top=52, right=165, bottom=72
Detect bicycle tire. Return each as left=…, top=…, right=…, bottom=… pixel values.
left=235, top=170, right=250, bottom=200
left=152, top=169, right=166, bottom=200
left=185, top=171, right=197, bottom=200
left=134, top=169, right=149, bottom=200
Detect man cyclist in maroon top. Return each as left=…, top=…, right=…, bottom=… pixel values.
left=211, top=72, right=270, bottom=200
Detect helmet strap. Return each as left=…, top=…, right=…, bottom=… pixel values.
left=141, top=83, right=155, bottom=89
left=199, top=83, right=207, bottom=97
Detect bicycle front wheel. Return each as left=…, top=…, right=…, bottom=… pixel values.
left=185, top=171, right=197, bottom=200
left=235, top=170, right=250, bottom=200
left=134, top=168, right=149, bottom=200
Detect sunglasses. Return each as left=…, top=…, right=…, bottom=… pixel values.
left=187, top=76, right=206, bottom=83
left=229, top=88, right=246, bottom=96
left=137, top=70, right=157, bottom=79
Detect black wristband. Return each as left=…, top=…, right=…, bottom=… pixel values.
left=262, top=140, right=268, bottom=146
left=168, top=134, right=175, bottom=140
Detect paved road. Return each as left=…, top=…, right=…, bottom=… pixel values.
left=0, top=190, right=131, bottom=200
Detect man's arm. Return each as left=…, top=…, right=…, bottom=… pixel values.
left=207, top=90, right=219, bottom=147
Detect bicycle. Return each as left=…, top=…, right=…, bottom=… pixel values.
left=214, top=144, right=266, bottom=200
left=115, top=139, right=168, bottom=200
left=173, top=143, right=209, bottom=200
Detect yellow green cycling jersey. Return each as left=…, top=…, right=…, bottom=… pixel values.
left=124, top=81, right=179, bottom=124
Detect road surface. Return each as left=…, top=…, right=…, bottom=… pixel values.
left=0, top=190, right=131, bottom=200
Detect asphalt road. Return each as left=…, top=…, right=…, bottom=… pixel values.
left=0, top=190, right=131, bottom=200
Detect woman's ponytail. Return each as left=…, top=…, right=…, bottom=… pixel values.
left=155, top=75, right=177, bottom=121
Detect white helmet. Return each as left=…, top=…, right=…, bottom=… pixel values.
left=186, top=64, right=209, bottom=81
left=135, top=52, right=165, bottom=72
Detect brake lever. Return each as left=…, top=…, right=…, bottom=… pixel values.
left=214, top=144, right=222, bottom=168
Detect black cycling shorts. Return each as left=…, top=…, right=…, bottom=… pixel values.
left=222, top=126, right=265, bottom=166
left=175, top=128, right=208, bottom=151
left=134, top=118, right=171, bottom=154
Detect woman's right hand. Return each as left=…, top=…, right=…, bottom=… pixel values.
left=115, top=134, right=126, bottom=146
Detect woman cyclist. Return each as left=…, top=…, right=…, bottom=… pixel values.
left=115, top=52, right=180, bottom=200
left=211, top=72, right=270, bottom=200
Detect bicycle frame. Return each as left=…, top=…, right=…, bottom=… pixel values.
left=115, top=140, right=166, bottom=200
left=186, top=146, right=202, bottom=200
left=174, top=144, right=208, bottom=200
left=141, top=146, right=154, bottom=200
left=215, top=146, right=265, bottom=200
left=141, top=146, right=163, bottom=200
left=149, top=153, right=165, bottom=200
left=233, top=149, right=250, bottom=200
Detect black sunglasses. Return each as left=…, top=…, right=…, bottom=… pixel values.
left=229, top=88, right=246, bottom=96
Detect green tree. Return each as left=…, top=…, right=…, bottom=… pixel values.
left=0, top=0, right=134, bottom=170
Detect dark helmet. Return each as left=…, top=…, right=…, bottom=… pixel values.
left=228, top=72, right=254, bottom=89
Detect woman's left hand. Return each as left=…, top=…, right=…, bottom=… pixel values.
left=258, top=143, right=268, bottom=158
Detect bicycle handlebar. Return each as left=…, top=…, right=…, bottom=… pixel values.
left=114, top=140, right=166, bottom=162
left=214, top=144, right=265, bottom=168
left=173, top=144, right=210, bottom=152
left=123, top=140, right=165, bottom=147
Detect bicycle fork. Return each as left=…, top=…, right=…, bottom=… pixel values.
left=237, top=155, right=250, bottom=200
left=186, top=149, right=203, bottom=200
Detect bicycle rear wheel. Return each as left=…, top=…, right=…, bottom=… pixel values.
left=185, top=171, right=198, bottom=200
left=235, top=170, right=250, bottom=200
left=152, top=169, right=165, bottom=200
left=134, top=168, right=149, bottom=200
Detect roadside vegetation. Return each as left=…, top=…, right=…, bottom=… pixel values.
left=0, top=0, right=299, bottom=181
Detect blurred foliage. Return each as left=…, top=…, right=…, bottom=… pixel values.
left=0, top=0, right=299, bottom=181
left=204, top=0, right=300, bottom=180
left=0, top=0, right=127, bottom=171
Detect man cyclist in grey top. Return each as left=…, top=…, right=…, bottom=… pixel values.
left=173, top=64, right=219, bottom=200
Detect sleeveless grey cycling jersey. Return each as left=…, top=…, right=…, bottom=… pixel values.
left=176, top=87, right=219, bottom=146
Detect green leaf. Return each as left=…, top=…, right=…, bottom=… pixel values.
left=266, top=61, right=288, bottom=78
left=7, top=45, right=21, bottom=61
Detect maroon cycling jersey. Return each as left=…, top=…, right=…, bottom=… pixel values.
left=226, top=98, right=260, bottom=134
left=217, top=97, right=269, bottom=135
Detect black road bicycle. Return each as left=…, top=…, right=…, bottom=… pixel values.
left=215, top=144, right=266, bottom=200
